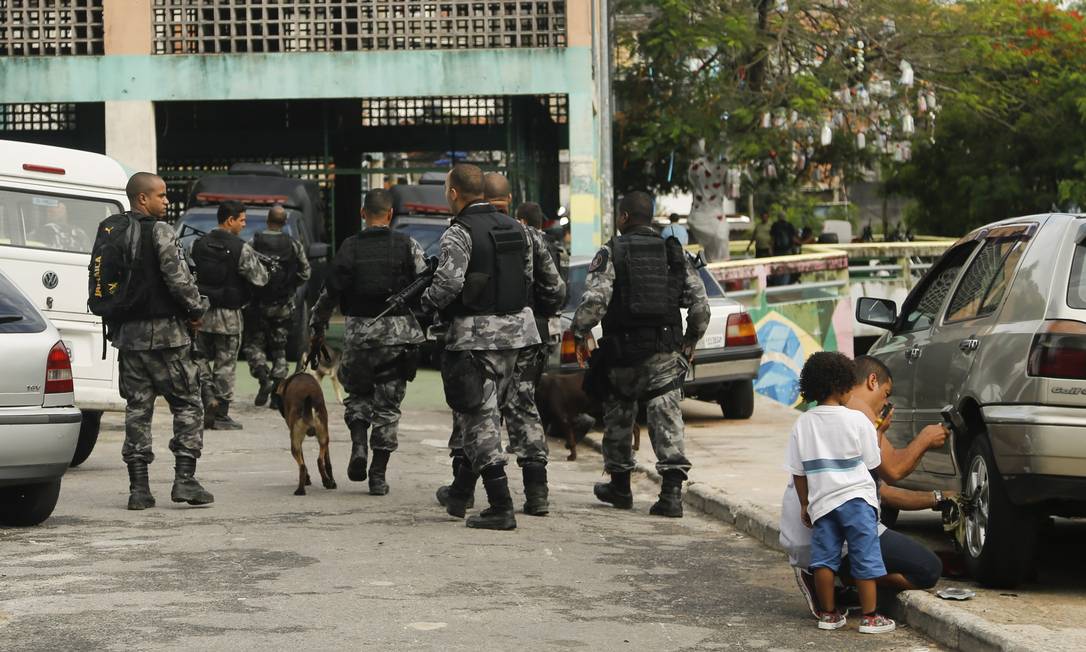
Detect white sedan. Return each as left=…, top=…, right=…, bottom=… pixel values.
left=0, top=267, right=81, bottom=526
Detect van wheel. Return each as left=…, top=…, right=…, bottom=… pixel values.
left=718, top=380, right=755, bottom=419
left=962, top=435, right=1038, bottom=588
left=0, top=480, right=62, bottom=526
left=71, top=410, right=102, bottom=467
left=880, top=507, right=900, bottom=528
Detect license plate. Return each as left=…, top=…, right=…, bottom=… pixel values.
left=701, top=335, right=724, bottom=349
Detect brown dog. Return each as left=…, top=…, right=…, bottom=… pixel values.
left=536, top=371, right=640, bottom=461
left=275, top=372, right=337, bottom=495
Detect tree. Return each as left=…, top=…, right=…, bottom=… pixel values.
left=885, top=2, right=1086, bottom=234
left=614, top=0, right=957, bottom=207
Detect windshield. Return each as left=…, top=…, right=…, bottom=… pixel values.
left=698, top=266, right=725, bottom=298
left=394, top=221, right=447, bottom=257
left=0, top=272, right=46, bottom=333
left=0, top=188, right=122, bottom=254
left=177, top=208, right=295, bottom=251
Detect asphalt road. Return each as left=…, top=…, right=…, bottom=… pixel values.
left=0, top=375, right=938, bottom=651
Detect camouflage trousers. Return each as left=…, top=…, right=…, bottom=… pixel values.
left=602, top=351, right=692, bottom=475
left=340, top=344, right=410, bottom=456
left=243, top=313, right=291, bottom=382
left=196, top=332, right=241, bottom=403
left=446, top=344, right=549, bottom=467
left=452, top=349, right=519, bottom=473
left=119, top=346, right=204, bottom=464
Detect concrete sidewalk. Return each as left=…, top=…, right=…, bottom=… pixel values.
left=582, top=395, right=1086, bottom=652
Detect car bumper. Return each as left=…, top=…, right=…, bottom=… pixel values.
left=982, top=404, right=1086, bottom=479
left=74, top=385, right=125, bottom=412
left=0, top=407, right=82, bottom=486
left=686, top=345, right=763, bottom=387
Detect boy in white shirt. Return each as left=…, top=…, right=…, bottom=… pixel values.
left=785, top=352, right=895, bottom=634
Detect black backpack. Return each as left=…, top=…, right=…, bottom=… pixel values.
left=88, top=212, right=141, bottom=324
left=252, top=232, right=300, bottom=301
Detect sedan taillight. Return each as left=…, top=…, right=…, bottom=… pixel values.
left=726, top=313, right=758, bottom=347
left=560, top=330, right=596, bottom=365
left=1028, top=320, right=1086, bottom=379
left=45, top=341, right=74, bottom=394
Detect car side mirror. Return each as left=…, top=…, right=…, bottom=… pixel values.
left=308, top=242, right=330, bottom=260
left=856, top=297, right=897, bottom=330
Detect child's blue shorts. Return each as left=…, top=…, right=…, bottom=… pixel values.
left=809, top=497, right=887, bottom=580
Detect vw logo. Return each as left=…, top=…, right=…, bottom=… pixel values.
left=42, top=271, right=59, bottom=289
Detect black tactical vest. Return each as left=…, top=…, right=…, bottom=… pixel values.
left=445, top=203, right=529, bottom=318
left=601, top=227, right=684, bottom=351
left=121, top=217, right=185, bottom=322
left=251, top=231, right=299, bottom=302
left=191, top=228, right=249, bottom=310
left=338, top=227, right=415, bottom=317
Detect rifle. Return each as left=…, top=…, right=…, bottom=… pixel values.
left=178, top=223, right=282, bottom=271
left=363, top=256, right=439, bottom=329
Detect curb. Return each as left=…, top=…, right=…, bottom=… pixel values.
left=580, top=434, right=1025, bottom=652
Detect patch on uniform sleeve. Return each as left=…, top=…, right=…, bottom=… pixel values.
left=588, top=248, right=609, bottom=273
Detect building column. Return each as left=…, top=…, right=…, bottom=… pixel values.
left=567, top=1, right=604, bottom=256
left=102, top=0, right=156, bottom=172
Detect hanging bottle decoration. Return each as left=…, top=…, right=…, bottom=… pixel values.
left=857, top=132, right=866, bottom=149
left=899, top=60, right=915, bottom=87
left=765, top=161, right=778, bottom=179
left=790, top=110, right=799, bottom=125
left=858, top=85, right=870, bottom=107
left=820, top=121, right=833, bottom=146
left=926, top=91, right=937, bottom=111
left=762, top=112, right=772, bottom=129
left=917, top=93, right=928, bottom=114
left=902, top=113, right=915, bottom=135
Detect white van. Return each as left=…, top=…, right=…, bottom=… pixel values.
left=0, top=140, right=130, bottom=466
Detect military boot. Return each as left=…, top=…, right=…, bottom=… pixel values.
left=368, top=449, right=391, bottom=496
left=254, top=373, right=274, bottom=407
left=522, top=463, right=549, bottom=516
left=436, top=450, right=474, bottom=509
left=649, top=471, right=685, bottom=518
left=466, top=466, right=517, bottom=530
left=126, top=461, right=155, bottom=510
left=443, top=455, right=479, bottom=518
left=594, top=470, right=633, bottom=509
left=212, top=401, right=243, bottom=430
left=171, top=457, right=215, bottom=505
left=347, top=423, right=368, bottom=482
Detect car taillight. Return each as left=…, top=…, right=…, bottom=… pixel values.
left=45, top=341, right=74, bottom=394
left=560, top=330, right=596, bottom=365
left=1028, top=320, right=1086, bottom=379
left=726, top=313, right=758, bottom=347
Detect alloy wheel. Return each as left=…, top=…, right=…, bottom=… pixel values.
left=965, top=454, right=991, bottom=558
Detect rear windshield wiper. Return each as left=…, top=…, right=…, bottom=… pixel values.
left=0, top=313, right=26, bottom=324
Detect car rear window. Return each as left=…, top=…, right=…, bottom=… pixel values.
left=698, top=267, right=725, bottom=299
left=1068, top=243, right=1086, bottom=309
left=0, top=273, right=47, bottom=334
left=177, top=209, right=296, bottom=251
left=394, top=222, right=447, bottom=257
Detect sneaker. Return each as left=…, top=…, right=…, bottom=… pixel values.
left=816, top=611, right=846, bottom=631
left=858, top=613, right=896, bottom=634
left=794, top=568, right=819, bottom=617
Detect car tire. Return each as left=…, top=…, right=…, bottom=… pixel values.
left=962, top=435, right=1038, bottom=588
left=70, top=409, right=101, bottom=468
left=879, top=506, right=899, bottom=528
left=718, top=379, right=755, bottom=419
left=0, top=479, right=62, bottom=526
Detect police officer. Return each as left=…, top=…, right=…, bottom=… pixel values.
left=111, top=173, right=213, bottom=510
left=191, top=200, right=269, bottom=430
left=435, top=175, right=565, bottom=516
left=421, top=164, right=541, bottom=530
left=571, top=190, right=710, bottom=517
left=246, top=204, right=311, bottom=407
left=310, top=189, right=429, bottom=495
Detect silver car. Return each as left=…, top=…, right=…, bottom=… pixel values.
left=857, top=213, right=1086, bottom=588
left=0, top=268, right=82, bottom=526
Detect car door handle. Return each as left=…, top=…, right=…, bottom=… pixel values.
left=959, top=338, right=979, bottom=353
left=906, top=344, right=922, bottom=361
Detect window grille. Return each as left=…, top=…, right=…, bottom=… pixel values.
left=0, top=103, right=77, bottom=131
left=0, top=0, right=104, bottom=56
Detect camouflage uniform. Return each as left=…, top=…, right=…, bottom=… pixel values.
left=570, top=238, right=710, bottom=476
left=421, top=210, right=542, bottom=474
left=244, top=232, right=311, bottom=384
left=311, top=233, right=428, bottom=457
left=196, top=230, right=270, bottom=404
left=113, top=219, right=209, bottom=464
